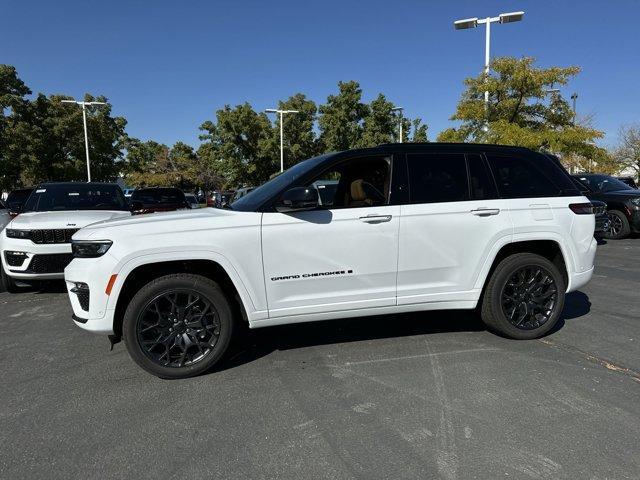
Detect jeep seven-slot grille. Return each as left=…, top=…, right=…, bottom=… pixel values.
left=27, top=254, right=74, bottom=274
left=29, top=229, right=79, bottom=244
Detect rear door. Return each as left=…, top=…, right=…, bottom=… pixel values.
left=261, top=154, right=401, bottom=318
left=397, top=151, right=513, bottom=305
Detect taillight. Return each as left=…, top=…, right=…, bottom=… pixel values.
left=569, top=203, right=594, bottom=215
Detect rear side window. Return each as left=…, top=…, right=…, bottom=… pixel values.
left=487, top=154, right=565, bottom=198
left=407, top=153, right=469, bottom=204
left=467, top=154, right=498, bottom=200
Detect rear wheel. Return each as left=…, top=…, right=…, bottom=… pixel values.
left=604, top=210, right=630, bottom=240
left=122, top=273, right=234, bottom=379
left=480, top=253, right=565, bottom=340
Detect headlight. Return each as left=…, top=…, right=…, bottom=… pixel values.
left=71, top=240, right=113, bottom=258
left=5, top=229, right=31, bottom=239
left=630, top=198, right=640, bottom=207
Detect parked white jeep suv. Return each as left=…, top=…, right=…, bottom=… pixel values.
left=1, top=182, right=130, bottom=292
left=65, top=144, right=596, bottom=378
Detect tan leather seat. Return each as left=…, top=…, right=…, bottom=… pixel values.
left=349, top=179, right=373, bottom=207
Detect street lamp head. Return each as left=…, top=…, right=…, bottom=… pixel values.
left=283, top=110, right=300, bottom=114
left=499, top=11, right=524, bottom=24
left=454, top=17, right=479, bottom=29
left=391, top=107, right=404, bottom=112
left=265, top=109, right=278, bottom=113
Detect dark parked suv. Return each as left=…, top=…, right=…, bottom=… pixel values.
left=572, top=174, right=640, bottom=239
left=129, top=187, right=190, bottom=215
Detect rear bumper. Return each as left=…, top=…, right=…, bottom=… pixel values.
left=568, top=266, right=594, bottom=292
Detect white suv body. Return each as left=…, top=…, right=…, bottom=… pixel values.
left=64, top=145, right=596, bottom=378
left=1, top=183, right=130, bottom=283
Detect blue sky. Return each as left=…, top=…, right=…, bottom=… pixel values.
left=3, top=0, right=639, bottom=148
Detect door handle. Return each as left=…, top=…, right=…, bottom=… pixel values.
left=470, top=208, right=500, bottom=217
left=359, top=214, right=392, bottom=224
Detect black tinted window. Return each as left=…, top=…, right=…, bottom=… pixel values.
left=487, top=155, right=561, bottom=198
left=21, top=184, right=128, bottom=212
left=131, top=188, right=185, bottom=204
left=407, top=153, right=469, bottom=203
left=468, top=154, right=498, bottom=200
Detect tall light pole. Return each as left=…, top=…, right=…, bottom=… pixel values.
left=454, top=11, right=525, bottom=108
left=265, top=108, right=300, bottom=172
left=391, top=106, right=404, bottom=143
left=570, top=93, right=578, bottom=124
left=61, top=99, right=107, bottom=182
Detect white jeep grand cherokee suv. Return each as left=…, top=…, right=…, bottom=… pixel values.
left=65, top=144, right=596, bottom=378
left=1, top=182, right=130, bottom=292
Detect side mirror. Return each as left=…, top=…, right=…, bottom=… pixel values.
left=130, top=201, right=143, bottom=212
left=276, top=187, right=319, bottom=212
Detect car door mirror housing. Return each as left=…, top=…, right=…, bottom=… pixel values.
left=276, top=187, right=319, bottom=212
left=130, top=201, right=143, bottom=212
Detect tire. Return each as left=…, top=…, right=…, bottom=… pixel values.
left=604, top=210, right=630, bottom=240
left=0, top=266, right=20, bottom=293
left=480, top=253, right=565, bottom=340
left=122, top=273, right=234, bottom=379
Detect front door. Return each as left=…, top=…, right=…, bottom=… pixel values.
left=261, top=154, right=400, bottom=318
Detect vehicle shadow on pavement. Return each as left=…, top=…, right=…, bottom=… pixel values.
left=216, top=292, right=593, bottom=374
left=549, top=290, right=592, bottom=334
left=216, top=310, right=488, bottom=373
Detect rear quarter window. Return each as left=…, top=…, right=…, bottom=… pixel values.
left=486, top=153, right=579, bottom=198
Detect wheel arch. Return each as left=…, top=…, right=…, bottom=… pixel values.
left=111, top=257, right=252, bottom=340
left=478, top=239, right=569, bottom=295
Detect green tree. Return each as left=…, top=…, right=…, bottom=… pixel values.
left=0, top=65, right=32, bottom=190
left=358, top=94, right=397, bottom=147
left=410, top=118, right=428, bottom=142
left=198, top=103, right=274, bottom=188
left=437, top=56, right=604, bottom=160
left=269, top=93, right=320, bottom=169
left=614, top=124, right=640, bottom=178
left=318, top=81, right=368, bottom=151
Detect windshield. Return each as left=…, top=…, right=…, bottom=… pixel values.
left=21, top=184, right=129, bottom=212
left=231, top=153, right=334, bottom=211
left=6, top=189, right=33, bottom=210
left=131, top=188, right=185, bottom=205
left=576, top=175, right=633, bottom=193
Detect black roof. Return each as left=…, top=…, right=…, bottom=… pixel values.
left=36, top=181, right=120, bottom=187
left=327, top=142, right=536, bottom=159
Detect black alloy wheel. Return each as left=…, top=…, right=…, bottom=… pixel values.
left=500, top=266, right=557, bottom=330
left=480, top=253, right=566, bottom=340
left=136, top=290, right=220, bottom=368
left=123, top=274, right=234, bottom=379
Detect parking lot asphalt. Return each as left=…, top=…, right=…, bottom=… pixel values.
left=1, top=240, right=639, bottom=480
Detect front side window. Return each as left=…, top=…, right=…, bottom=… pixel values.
left=407, top=153, right=469, bottom=204
left=305, top=156, right=391, bottom=209
left=487, top=154, right=561, bottom=198
left=131, top=188, right=185, bottom=205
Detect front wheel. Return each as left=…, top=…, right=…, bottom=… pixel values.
left=480, top=253, right=565, bottom=340
left=122, top=274, right=234, bottom=379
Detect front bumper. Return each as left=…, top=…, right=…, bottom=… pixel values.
left=1, top=237, right=73, bottom=280
left=65, top=255, right=118, bottom=334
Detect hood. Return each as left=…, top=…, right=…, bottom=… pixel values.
left=602, top=189, right=640, bottom=198
left=8, top=210, right=131, bottom=230
left=81, top=208, right=231, bottom=231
